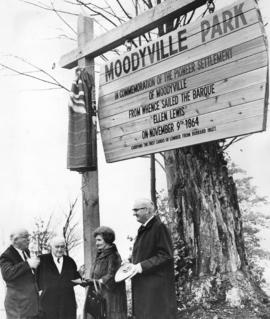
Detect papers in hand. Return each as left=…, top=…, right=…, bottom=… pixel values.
left=72, top=278, right=93, bottom=287
left=115, top=263, right=136, bottom=282
left=71, top=278, right=83, bottom=284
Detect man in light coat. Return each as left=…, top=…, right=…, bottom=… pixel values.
left=0, top=228, right=40, bottom=319
left=129, top=198, right=177, bottom=319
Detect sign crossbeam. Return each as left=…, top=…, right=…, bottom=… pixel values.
left=60, top=0, right=207, bottom=69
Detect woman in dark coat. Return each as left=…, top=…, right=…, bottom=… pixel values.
left=88, top=226, right=127, bottom=319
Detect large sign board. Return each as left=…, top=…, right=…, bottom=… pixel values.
left=98, top=0, right=268, bottom=163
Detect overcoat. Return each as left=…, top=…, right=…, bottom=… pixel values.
left=131, top=216, right=177, bottom=319
left=36, top=253, right=80, bottom=319
left=0, top=245, right=39, bottom=319
left=90, top=244, right=127, bottom=319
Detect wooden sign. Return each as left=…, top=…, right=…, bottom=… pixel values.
left=98, top=0, right=268, bottom=163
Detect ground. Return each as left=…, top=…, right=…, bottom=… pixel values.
left=178, top=303, right=270, bottom=319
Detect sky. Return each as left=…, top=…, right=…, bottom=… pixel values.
left=0, top=0, right=163, bottom=260
left=0, top=0, right=269, bottom=264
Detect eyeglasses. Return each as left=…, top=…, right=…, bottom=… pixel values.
left=19, top=234, right=30, bottom=239
left=55, top=245, right=65, bottom=249
left=132, top=207, right=147, bottom=212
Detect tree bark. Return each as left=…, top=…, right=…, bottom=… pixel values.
left=163, top=141, right=266, bottom=308
left=165, top=141, right=247, bottom=275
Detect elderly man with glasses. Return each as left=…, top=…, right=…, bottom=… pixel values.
left=129, top=198, right=177, bottom=319
left=0, top=228, right=40, bottom=319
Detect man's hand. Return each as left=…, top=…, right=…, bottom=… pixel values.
left=97, top=278, right=103, bottom=285
left=92, top=116, right=97, bottom=125
left=129, top=263, right=142, bottom=277
left=78, top=265, right=86, bottom=278
left=71, top=278, right=83, bottom=285
left=121, top=259, right=130, bottom=266
left=27, top=256, right=40, bottom=269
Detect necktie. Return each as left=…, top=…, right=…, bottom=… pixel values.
left=57, top=257, right=61, bottom=263
left=22, top=251, right=28, bottom=261
left=138, top=225, right=145, bottom=234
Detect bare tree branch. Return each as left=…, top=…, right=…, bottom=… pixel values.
left=146, top=0, right=154, bottom=9
left=31, top=214, right=54, bottom=254
left=18, top=0, right=78, bottom=16
left=55, top=34, right=76, bottom=41
left=50, top=0, right=77, bottom=34
left=103, top=0, right=127, bottom=24
left=62, top=198, right=82, bottom=255
left=66, top=0, right=127, bottom=22
left=15, top=55, right=65, bottom=85
left=22, top=87, right=63, bottom=92
left=76, top=0, right=118, bottom=27
left=91, top=1, right=127, bottom=23
left=115, top=0, right=132, bottom=19
left=0, top=62, right=69, bottom=91
left=140, top=155, right=165, bottom=171
left=11, top=54, right=69, bottom=91
left=63, top=198, right=78, bottom=235
left=1, top=69, right=42, bottom=76
left=185, top=10, right=195, bottom=25
left=222, top=134, right=253, bottom=151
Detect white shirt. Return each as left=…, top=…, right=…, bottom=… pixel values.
left=14, top=247, right=35, bottom=274
left=52, top=255, right=63, bottom=273
left=143, top=215, right=155, bottom=227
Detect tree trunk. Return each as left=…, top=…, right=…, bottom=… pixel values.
left=152, top=0, right=269, bottom=311
left=164, top=141, right=266, bottom=309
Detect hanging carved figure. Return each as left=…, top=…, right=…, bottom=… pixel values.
left=67, top=67, right=97, bottom=172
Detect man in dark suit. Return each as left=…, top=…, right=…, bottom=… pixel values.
left=36, top=236, right=81, bottom=319
left=129, top=198, right=177, bottom=319
left=0, top=228, right=40, bottom=319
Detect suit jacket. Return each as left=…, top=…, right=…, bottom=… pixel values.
left=0, top=245, right=39, bottom=318
left=36, top=253, right=80, bottom=319
left=131, top=216, right=177, bottom=319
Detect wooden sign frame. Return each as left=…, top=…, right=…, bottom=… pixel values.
left=98, top=0, right=269, bottom=163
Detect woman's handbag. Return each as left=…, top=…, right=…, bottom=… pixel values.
left=85, top=279, right=107, bottom=318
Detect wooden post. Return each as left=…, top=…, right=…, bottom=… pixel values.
left=150, top=154, right=157, bottom=210
left=77, top=16, right=100, bottom=277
